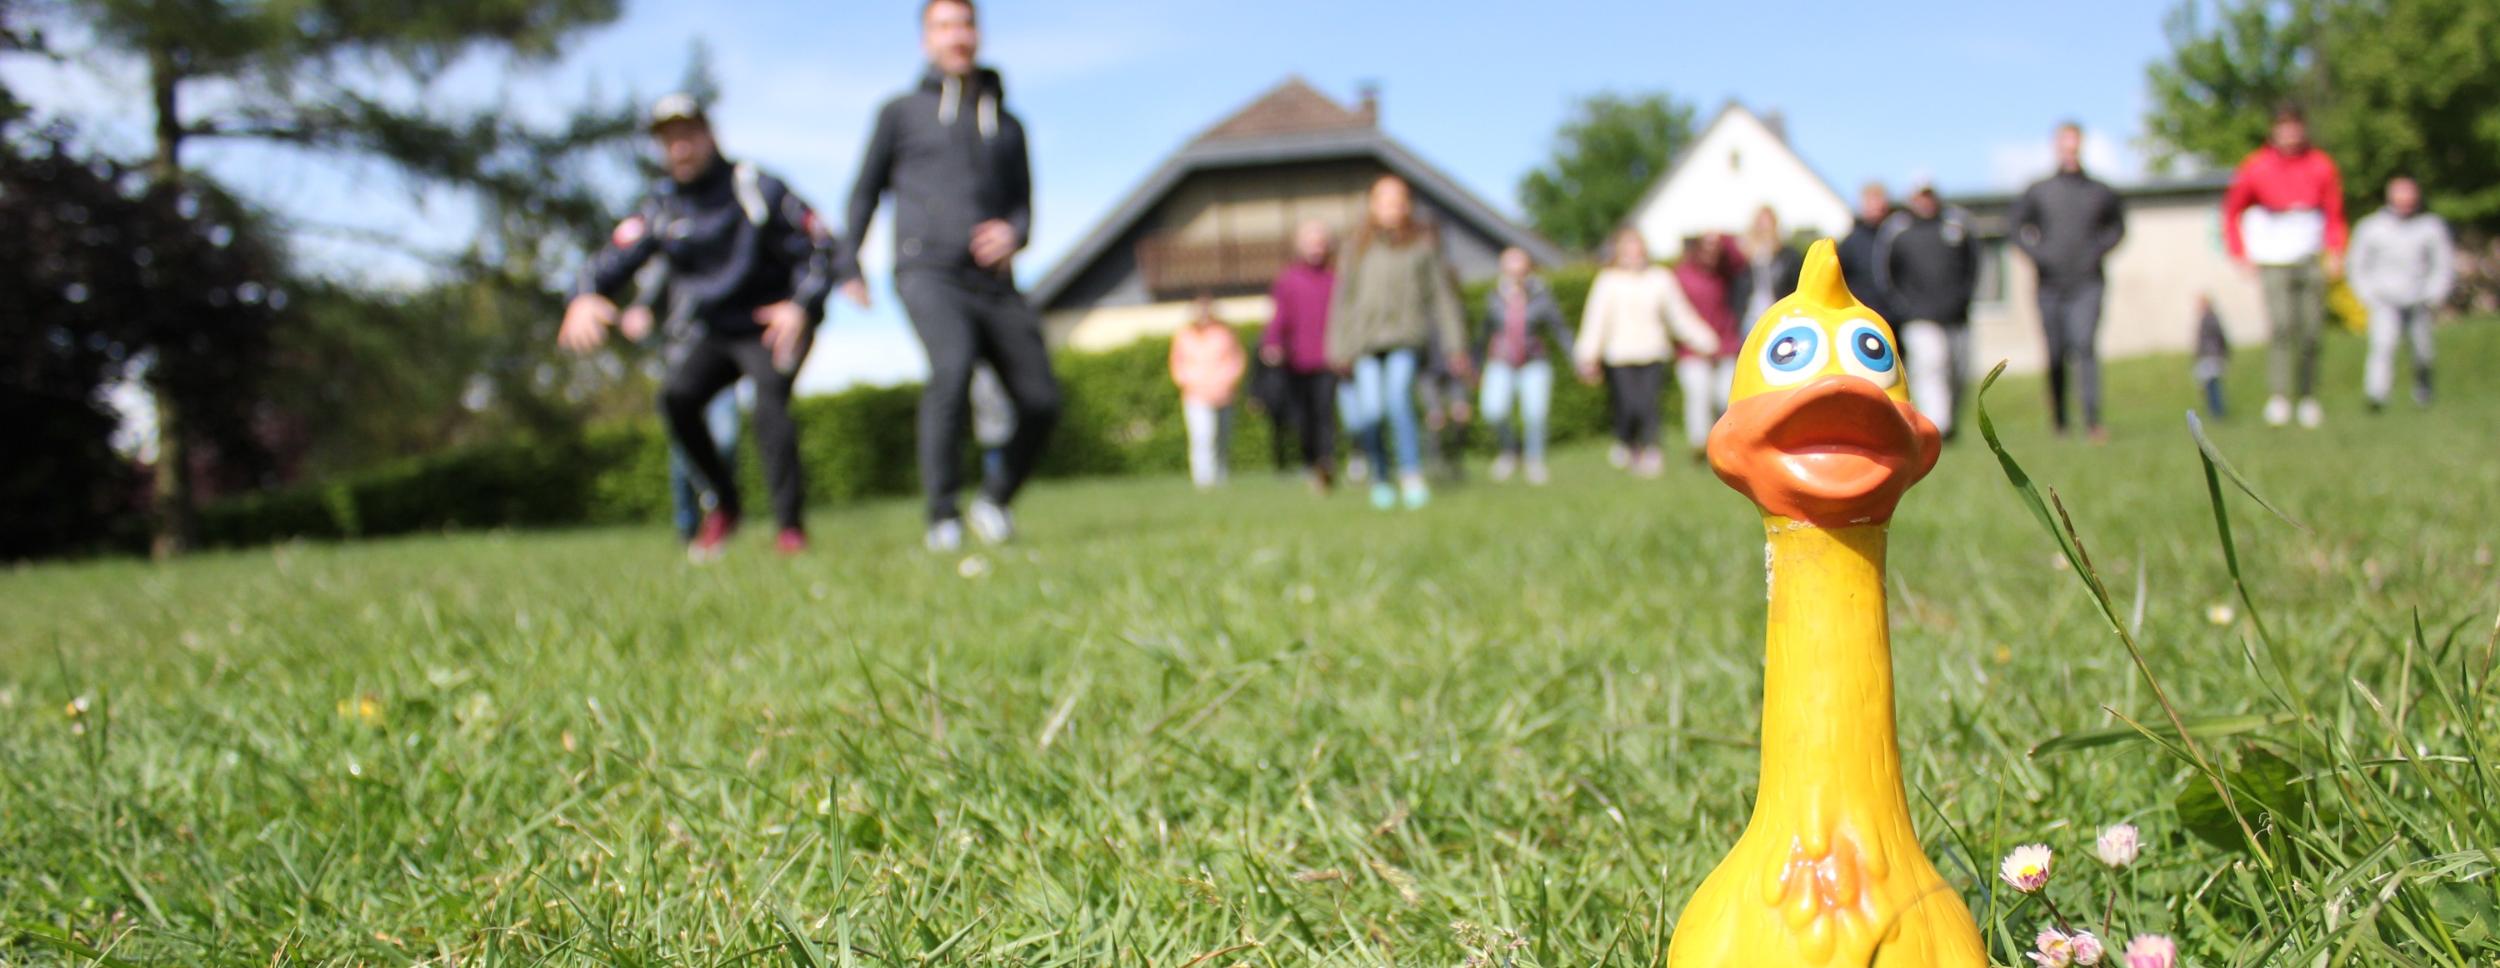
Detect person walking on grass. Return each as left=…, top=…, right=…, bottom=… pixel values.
left=1733, top=206, right=1804, bottom=341
left=2223, top=104, right=2346, bottom=429
left=836, top=0, right=1060, bottom=552
left=1672, top=233, right=1743, bottom=462
left=1327, top=174, right=1470, bottom=511
left=620, top=259, right=746, bottom=546
left=1574, top=227, right=1719, bottom=479
left=1837, top=182, right=1898, bottom=323
left=1261, top=218, right=1341, bottom=492
left=1170, top=293, right=1246, bottom=489
left=1475, top=246, right=1570, bottom=485
left=2011, top=121, right=2127, bottom=441
left=2348, top=175, right=2455, bottom=411
left=560, top=94, right=834, bottom=562
left=1880, top=182, right=1979, bottom=440
left=2192, top=294, right=2230, bottom=419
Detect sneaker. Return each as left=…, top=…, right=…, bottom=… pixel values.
left=688, top=510, right=739, bottom=564
left=2414, top=374, right=2434, bottom=408
left=925, top=519, right=965, bottom=553
left=967, top=498, right=1015, bottom=545
left=2367, top=397, right=2387, bottom=415
left=1631, top=450, right=1665, bottom=479
left=2088, top=427, right=2111, bottom=446
left=775, top=528, right=808, bottom=557
left=1399, top=475, right=1431, bottom=510
left=2262, top=395, right=2293, bottom=427
left=1489, top=453, right=1517, bottom=483
left=1523, top=460, right=1551, bottom=486
left=1607, top=443, right=1631, bottom=469
left=1345, top=454, right=1371, bottom=484
left=1369, top=482, right=1397, bottom=510
left=2295, top=398, right=2324, bottom=429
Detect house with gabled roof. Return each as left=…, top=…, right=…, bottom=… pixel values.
left=1620, top=101, right=1853, bottom=252
left=1031, top=77, right=1566, bottom=351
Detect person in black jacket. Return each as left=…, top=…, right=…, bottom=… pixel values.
left=1878, top=183, right=1980, bottom=438
left=2009, top=121, right=2126, bottom=440
left=1836, top=182, right=1897, bottom=321
left=560, top=94, right=834, bottom=561
left=835, top=0, right=1060, bottom=553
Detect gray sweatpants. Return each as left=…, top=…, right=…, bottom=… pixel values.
left=2036, top=279, right=2104, bottom=431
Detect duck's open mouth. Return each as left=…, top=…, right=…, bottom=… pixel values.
left=1707, top=376, right=1942, bottom=525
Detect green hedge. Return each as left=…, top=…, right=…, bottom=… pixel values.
left=200, top=267, right=1709, bottom=546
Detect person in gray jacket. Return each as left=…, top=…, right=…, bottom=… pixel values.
left=2009, top=121, right=2126, bottom=441
left=836, top=0, right=1060, bottom=553
left=2348, top=175, right=2455, bottom=410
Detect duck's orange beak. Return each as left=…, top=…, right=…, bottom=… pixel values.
left=1707, top=375, right=1942, bottom=526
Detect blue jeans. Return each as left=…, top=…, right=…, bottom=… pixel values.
left=668, top=388, right=743, bottom=539
left=1344, top=349, right=1422, bottom=479
left=1478, top=358, right=1553, bottom=462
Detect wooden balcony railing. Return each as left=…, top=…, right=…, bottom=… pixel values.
left=1136, top=233, right=1294, bottom=299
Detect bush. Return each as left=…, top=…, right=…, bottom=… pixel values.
left=202, top=268, right=1728, bottom=548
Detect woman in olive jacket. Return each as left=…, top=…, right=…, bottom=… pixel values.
left=1327, top=174, right=1470, bottom=510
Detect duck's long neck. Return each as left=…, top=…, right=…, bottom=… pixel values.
left=1756, top=520, right=1908, bottom=812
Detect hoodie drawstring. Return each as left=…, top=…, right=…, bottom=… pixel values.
left=978, top=94, right=997, bottom=141
left=938, top=74, right=960, bottom=127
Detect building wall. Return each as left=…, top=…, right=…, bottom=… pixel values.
left=1966, top=190, right=2266, bottom=375
left=1627, top=108, right=1853, bottom=251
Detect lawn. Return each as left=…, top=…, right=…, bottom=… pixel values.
left=5, top=323, right=2497, bottom=966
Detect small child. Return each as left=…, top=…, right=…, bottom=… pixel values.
left=1169, top=293, right=1247, bottom=489
left=2193, top=294, right=2230, bottom=419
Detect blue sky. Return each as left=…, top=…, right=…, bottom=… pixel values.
left=9, top=0, right=2185, bottom=395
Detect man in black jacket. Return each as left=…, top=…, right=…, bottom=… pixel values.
left=560, top=94, right=835, bottom=561
left=1836, top=182, right=1898, bottom=322
left=2009, top=121, right=2126, bottom=441
left=836, top=0, right=1061, bottom=553
left=1878, top=183, right=1979, bottom=438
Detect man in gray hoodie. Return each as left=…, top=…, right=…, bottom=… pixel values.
left=2009, top=122, right=2126, bottom=441
left=2347, top=176, right=2455, bottom=410
left=836, top=0, right=1060, bottom=553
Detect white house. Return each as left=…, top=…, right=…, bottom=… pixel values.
left=1621, top=102, right=1853, bottom=252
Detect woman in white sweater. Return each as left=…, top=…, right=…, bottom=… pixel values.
left=1574, top=227, right=1721, bottom=477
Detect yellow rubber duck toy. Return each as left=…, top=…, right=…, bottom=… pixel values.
left=1665, top=240, right=1983, bottom=967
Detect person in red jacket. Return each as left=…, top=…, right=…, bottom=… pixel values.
left=2222, top=104, right=2346, bottom=429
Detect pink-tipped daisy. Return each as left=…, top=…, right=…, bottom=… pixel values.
left=2029, top=927, right=2075, bottom=967
left=2070, top=930, right=2106, bottom=965
left=2123, top=934, right=2177, bottom=968
left=2095, top=824, right=2142, bottom=868
left=2000, top=843, right=2054, bottom=894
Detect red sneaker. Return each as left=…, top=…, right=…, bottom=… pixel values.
left=687, top=510, right=738, bottom=563
left=775, top=528, right=808, bottom=557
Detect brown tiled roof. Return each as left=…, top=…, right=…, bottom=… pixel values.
left=1194, top=77, right=1369, bottom=143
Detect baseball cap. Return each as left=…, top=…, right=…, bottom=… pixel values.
left=648, top=93, right=709, bottom=132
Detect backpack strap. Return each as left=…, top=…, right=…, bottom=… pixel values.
left=732, top=163, right=770, bottom=227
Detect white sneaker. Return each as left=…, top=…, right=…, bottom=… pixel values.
left=968, top=498, right=1015, bottom=545
left=2296, top=398, right=2324, bottom=429
left=2262, top=395, right=2293, bottom=427
left=1524, top=461, right=1550, bottom=486
left=1489, top=453, right=1517, bottom=482
left=925, top=519, right=965, bottom=553
left=1607, top=443, right=1631, bottom=469
left=1345, top=454, right=1371, bottom=484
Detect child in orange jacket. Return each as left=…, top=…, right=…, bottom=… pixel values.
left=1170, top=293, right=1247, bottom=488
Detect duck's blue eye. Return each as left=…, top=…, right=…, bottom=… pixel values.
left=1836, top=321, right=1901, bottom=388
left=1849, top=327, right=1894, bottom=372
left=1767, top=327, right=1819, bottom=372
left=1756, top=321, right=1829, bottom=387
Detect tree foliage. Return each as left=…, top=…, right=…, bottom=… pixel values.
left=2147, top=0, right=2500, bottom=227
left=31, top=0, right=636, bottom=552
left=1518, top=92, right=1696, bottom=253
left=0, top=129, right=287, bottom=558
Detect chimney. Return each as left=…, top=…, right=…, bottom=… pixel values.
left=1761, top=108, right=1788, bottom=143
left=1356, top=81, right=1380, bottom=127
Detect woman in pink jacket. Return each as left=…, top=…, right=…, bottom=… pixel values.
left=1170, top=292, right=1248, bottom=488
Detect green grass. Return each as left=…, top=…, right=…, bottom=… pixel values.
left=5, top=323, right=2497, bottom=966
